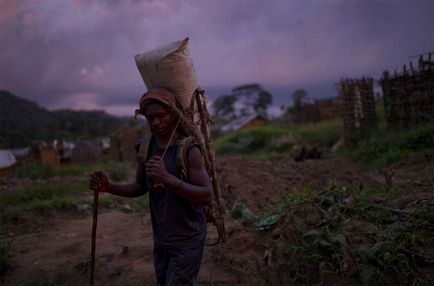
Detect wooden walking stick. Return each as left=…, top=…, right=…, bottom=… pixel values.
left=90, top=172, right=101, bottom=286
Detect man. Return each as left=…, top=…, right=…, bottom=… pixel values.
left=89, top=88, right=212, bottom=286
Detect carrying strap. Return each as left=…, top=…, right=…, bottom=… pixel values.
left=137, top=136, right=152, bottom=165
left=137, top=135, right=195, bottom=172
left=176, top=136, right=197, bottom=181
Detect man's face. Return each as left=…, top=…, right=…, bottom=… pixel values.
left=143, top=103, right=175, bottom=137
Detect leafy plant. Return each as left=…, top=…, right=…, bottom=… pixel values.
left=269, top=182, right=434, bottom=284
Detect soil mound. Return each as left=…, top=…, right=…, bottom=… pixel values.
left=217, top=155, right=380, bottom=212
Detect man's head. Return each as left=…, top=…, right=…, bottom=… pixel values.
left=137, top=88, right=181, bottom=137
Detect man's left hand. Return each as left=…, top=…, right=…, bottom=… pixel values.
left=145, top=156, right=170, bottom=183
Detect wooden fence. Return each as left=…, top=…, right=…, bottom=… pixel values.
left=339, top=77, right=377, bottom=148
left=380, top=53, right=434, bottom=129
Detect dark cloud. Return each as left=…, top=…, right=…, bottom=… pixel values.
left=0, top=0, right=432, bottom=116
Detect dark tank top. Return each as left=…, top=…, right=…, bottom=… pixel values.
left=142, top=136, right=206, bottom=247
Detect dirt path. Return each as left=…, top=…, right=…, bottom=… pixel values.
left=2, top=211, right=236, bottom=285
left=2, top=151, right=432, bottom=285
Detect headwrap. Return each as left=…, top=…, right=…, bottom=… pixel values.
left=134, top=88, right=182, bottom=118
left=134, top=87, right=202, bottom=143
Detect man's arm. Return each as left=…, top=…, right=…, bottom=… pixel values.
left=146, top=147, right=212, bottom=205
left=89, top=163, right=148, bottom=197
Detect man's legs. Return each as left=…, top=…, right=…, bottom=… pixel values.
left=154, top=242, right=204, bottom=286
left=154, top=245, right=170, bottom=285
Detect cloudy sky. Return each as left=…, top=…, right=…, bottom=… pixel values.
left=0, top=0, right=433, bottom=116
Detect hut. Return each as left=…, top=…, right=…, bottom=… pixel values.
left=220, top=114, right=267, bottom=133
left=314, top=98, right=340, bottom=121
left=0, top=150, right=17, bottom=178
left=37, top=143, right=60, bottom=166
left=109, top=122, right=151, bottom=164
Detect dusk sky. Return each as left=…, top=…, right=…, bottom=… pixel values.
left=1, top=0, right=433, bottom=116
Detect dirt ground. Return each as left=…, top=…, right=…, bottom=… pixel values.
left=1, top=151, right=433, bottom=285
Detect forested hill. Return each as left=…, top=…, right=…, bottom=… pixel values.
left=0, top=90, right=128, bottom=148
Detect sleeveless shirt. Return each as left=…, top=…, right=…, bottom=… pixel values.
left=138, top=136, right=207, bottom=247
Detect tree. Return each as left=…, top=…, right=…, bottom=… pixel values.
left=292, top=89, right=307, bottom=109
left=231, top=84, right=273, bottom=117
left=212, top=94, right=236, bottom=118
left=254, top=89, right=272, bottom=116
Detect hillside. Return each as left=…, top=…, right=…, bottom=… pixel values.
left=0, top=90, right=128, bottom=148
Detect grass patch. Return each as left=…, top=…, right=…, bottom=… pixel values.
left=0, top=181, right=87, bottom=222
left=214, top=120, right=343, bottom=156
left=1, top=164, right=141, bottom=225
left=215, top=124, right=291, bottom=155
left=292, top=119, right=343, bottom=148
left=341, top=122, right=434, bottom=169
left=16, top=161, right=55, bottom=180
left=17, top=161, right=109, bottom=180
left=98, top=193, right=149, bottom=212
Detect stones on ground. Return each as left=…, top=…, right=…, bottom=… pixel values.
left=76, top=204, right=91, bottom=212
left=123, top=204, right=132, bottom=212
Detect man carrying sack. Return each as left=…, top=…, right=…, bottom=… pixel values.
left=89, top=38, right=224, bottom=286
left=90, top=88, right=212, bottom=285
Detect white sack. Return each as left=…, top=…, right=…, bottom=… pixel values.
left=134, top=37, right=198, bottom=110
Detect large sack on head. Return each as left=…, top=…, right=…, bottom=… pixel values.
left=134, top=37, right=198, bottom=110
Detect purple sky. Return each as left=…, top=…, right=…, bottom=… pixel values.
left=1, top=0, right=433, bottom=116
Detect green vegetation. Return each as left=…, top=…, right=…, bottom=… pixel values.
left=1, top=161, right=144, bottom=225
left=342, top=122, right=434, bottom=169
left=214, top=120, right=342, bottom=156
left=0, top=90, right=127, bottom=148
left=214, top=103, right=431, bottom=170
left=0, top=182, right=86, bottom=222
left=108, top=161, right=134, bottom=182
left=98, top=193, right=149, bottom=212
left=292, top=119, right=343, bottom=147
left=14, top=159, right=135, bottom=198
left=215, top=124, right=291, bottom=155
left=16, top=161, right=109, bottom=180
left=248, top=182, right=434, bottom=285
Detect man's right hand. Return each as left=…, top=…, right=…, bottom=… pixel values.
left=89, top=171, right=109, bottom=192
